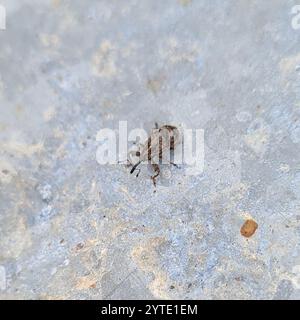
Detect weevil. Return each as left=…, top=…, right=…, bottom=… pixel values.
left=128, top=123, right=181, bottom=187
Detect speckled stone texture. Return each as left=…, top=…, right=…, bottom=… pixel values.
left=0, top=0, right=300, bottom=300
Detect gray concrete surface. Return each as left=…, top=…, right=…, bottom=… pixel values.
left=0, top=0, right=300, bottom=300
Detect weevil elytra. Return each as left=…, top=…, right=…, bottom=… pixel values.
left=128, top=123, right=181, bottom=187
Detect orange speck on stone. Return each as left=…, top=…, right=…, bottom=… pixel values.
left=240, top=219, right=258, bottom=238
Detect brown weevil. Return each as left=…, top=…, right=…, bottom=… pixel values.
left=128, top=123, right=181, bottom=187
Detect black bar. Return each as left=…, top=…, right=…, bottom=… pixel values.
left=0, top=300, right=298, bottom=319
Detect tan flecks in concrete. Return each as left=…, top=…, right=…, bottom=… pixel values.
left=43, top=106, right=56, bottom=122
left=279, top=52, right=300, bottom=75
left=178, top=0, right=192, bottom=6
left=51, top=0, right=61, bottom=8
left=244, top=119, right=270, bottom=155
left=51, top=136, right=68, bottom=159
left=192, top=223, right=206, bottom=240
left=71, top=239, right=108, bottom=293
left=58, top=12, right=77, bottom=32
left=76, top=276, right=97, bottom=290
left=119, top=186, right=136, bottom=204
left=15, top=104, right=24, bottom=115
left=131, top=237, right=171, bottom=299
left=244, top=130, right=269, bottom=155
left=39, top=294, right=68, bottom=300
left=121, top=42, right=138, bottom=59
left=53, top=127, right=65, bottom=139
left=0, top=159, right=17, bottom=184
left=39, top=34, right=61, bottom=49
left=92, top=40, right=118, bottom=78
left=0, top=122, right=8, bottom=132
left=0, top=216, right=32, bottom=259
left=160, top=37, right=201, bottom=64
left=1, top=141, right=44, bottom=157
left=147, top=74, right=166, bottom=95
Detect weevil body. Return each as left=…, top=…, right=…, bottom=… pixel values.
left=129, top=124, right=181, bottom=187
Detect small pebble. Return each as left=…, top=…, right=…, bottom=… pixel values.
left=240, top=219, right=258, bottom=238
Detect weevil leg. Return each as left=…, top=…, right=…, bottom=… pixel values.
left=126, top=161, right=133, bottom=168
left=136, top=169, right=141, bottom=178
left=151, top=164, right=160, bottom=187
left=118, top=159, right=133, bottom=168
left=169, top=161, right=180, bottom=168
